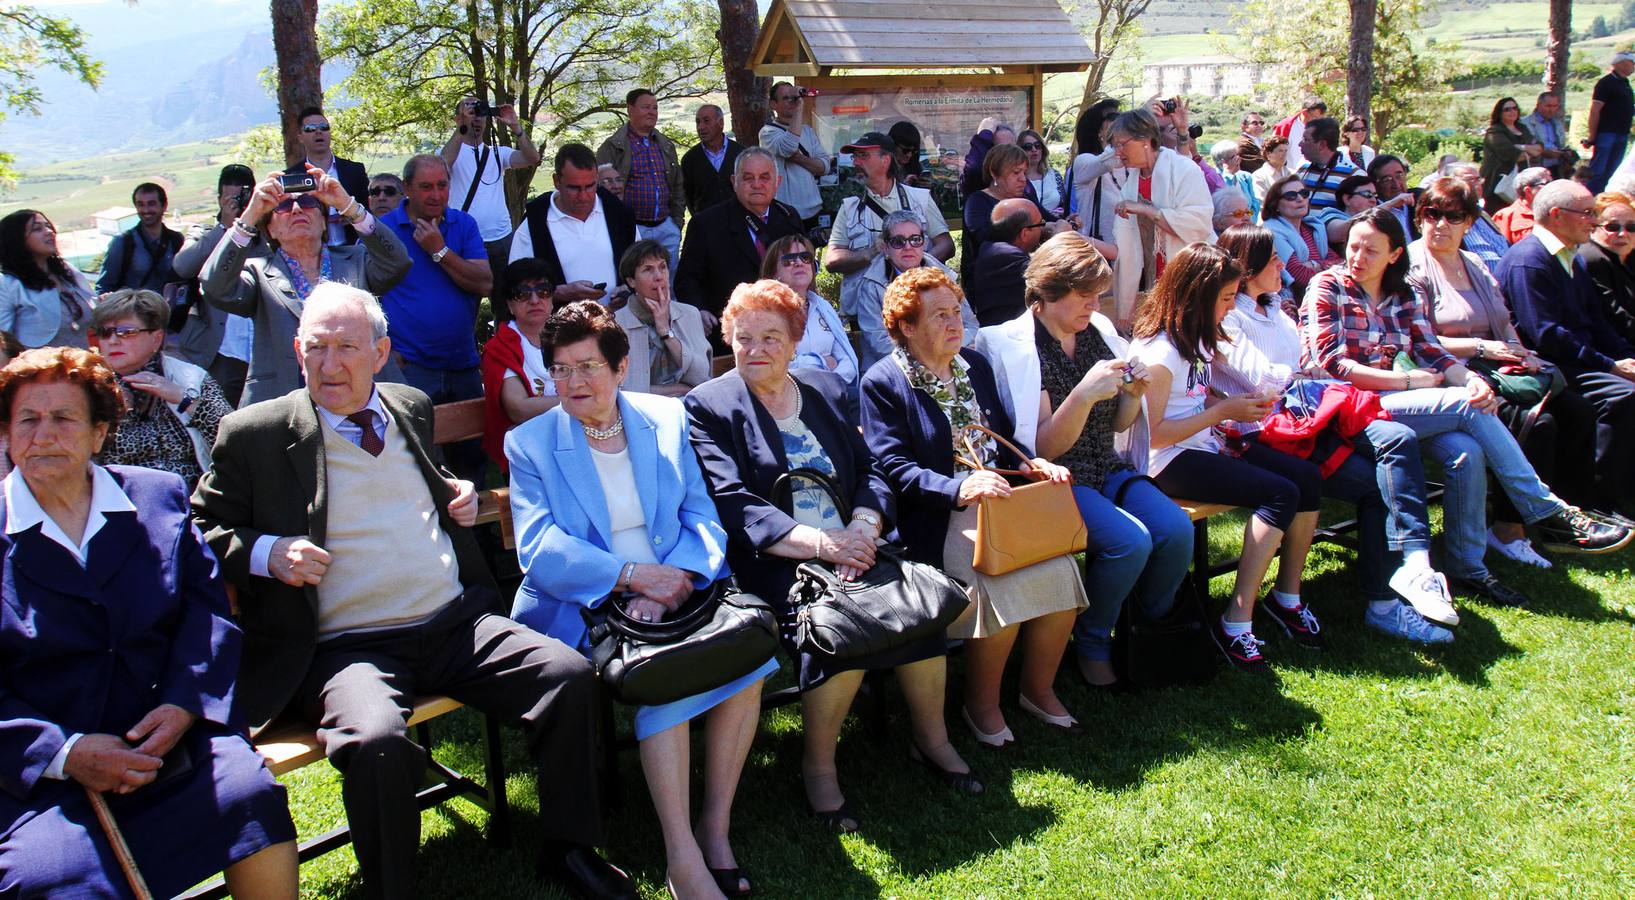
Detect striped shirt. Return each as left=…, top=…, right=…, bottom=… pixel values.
left=1461, top=215, right=1511, bottom=270
left=1298, top=155, right=1357, bottom=211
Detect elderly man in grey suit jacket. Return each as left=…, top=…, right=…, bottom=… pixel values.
left=199, top=164, right=412, bottom=407
left=191, top=283, right=635, bottom=900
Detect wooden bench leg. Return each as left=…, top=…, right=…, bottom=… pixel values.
left=1192, top=518, right=1213, bottom=608
left=482, top=713, right=510, bottom=847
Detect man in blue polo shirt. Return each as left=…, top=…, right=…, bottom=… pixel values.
left=380, top=153, right=493, bottom=480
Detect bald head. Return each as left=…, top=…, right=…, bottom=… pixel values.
left=992, top=197, right=1044, bottom=252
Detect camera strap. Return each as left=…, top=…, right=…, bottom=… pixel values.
left=461, top=142, right=490, bottom=213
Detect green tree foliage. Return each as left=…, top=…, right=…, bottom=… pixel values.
left=318, top=0, right=721, bottom=189
left=0, top=6, right=103, bottom=186
left=1592, top=15, right=1611, bottom=39
left=1228, top=0, right=1452, bottom=137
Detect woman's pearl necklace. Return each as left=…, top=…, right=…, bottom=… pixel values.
left=584, top=414, right=624, bottom=440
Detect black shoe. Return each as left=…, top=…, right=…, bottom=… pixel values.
left=709, top=866, right=753, bottom=898
left=808, top=801, right=860, bottom=834
left=1532, top=507, right=1634, bottom=555
left=1448, top=573, right=1529, bottom=608
left=1588, top=507, right=1635, bottom=530
left=908, top=742, right=984, bottom=794
left=1257, top=594, right=1327, bottom=649
left=1211, top=618, right=1268, bottom=672
left=538, top=844, right=638, bottom=900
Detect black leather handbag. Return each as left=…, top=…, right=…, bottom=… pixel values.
left=1107, top=476, right=1217, bottom=688
left=773, top=467, right=969, bottom=661
left=580, top=579, right=779, bottom=706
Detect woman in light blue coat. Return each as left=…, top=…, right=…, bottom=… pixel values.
left=507, top=300, right=776, bottom=899
left=1261, top=172, right=1339, bottom=298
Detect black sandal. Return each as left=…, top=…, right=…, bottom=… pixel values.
left=708, top=866, right=752, bottom=897
left=909, top=742, right=984, bottom=795
left=809, top=801, right=861, bottom=834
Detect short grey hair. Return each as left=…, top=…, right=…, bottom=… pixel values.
left=1211, top=188, right=1250, bottom=233
left=697, top=103, right=724, bottom=118
left=878, top=208, right=923, bottom=240
left=1210, top=140, right=1240, bottom=165
left=402, top=154, right=451, bottom=183
left=1516, top=167, right=1553, bottom=192
left=994, top=124, right=1016, bottom=140
left=990, top=205, right=1033, bottom=243
left=1533, top=179, right=1591, bottom=224
left=298, top=282, right=390, bottom=342
left=1108, top=108, right=1161, bottom=148
left=1446, top=161, right=1479, bottom=178
left=733, top=146, right=776, bottom=178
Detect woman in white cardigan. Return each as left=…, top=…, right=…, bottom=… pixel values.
left=1106, top=109, right=1214, bottom=333
left=612, top=239, right=712, bottom=397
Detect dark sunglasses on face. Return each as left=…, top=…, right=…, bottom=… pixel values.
left=780, top=251, right=815, bottom=266
left=512, top=284, right=553, bottom=300
left=885, top=233, right=926, bottom=249
left=1600, top=222, right=1635, bottom=234
left=1349, top=190, right=1379, bottom=200
left=94, top=325, right=155, bottom=340
left=1279, top=189, right=1313, bottom=201
left=1420, top=208, right=1468, bottom=225
left=1020, top=142, right=1043, bottom=151
left=368, top=186, right=400, bottom=197
left=273, top=195, right=324, bottom=214
left=301, top=123, right=331, bottom=133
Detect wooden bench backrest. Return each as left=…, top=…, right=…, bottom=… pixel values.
left=712, top=354, right=735, bottom=377
left=432, top=397, right=487, bottom=446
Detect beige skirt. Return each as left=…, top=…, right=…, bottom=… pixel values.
left=941, top=504, right=1088, bottom=640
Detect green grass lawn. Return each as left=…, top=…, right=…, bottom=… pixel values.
left=271, top=504, right=1635, bottom=898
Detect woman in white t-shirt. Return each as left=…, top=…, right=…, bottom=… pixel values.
left=1130, top=242, right=1325, bottom=672
left=481, top=258, right=560, bottom=471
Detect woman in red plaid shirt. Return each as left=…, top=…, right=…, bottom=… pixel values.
left=1302, top=208, right=1629, bottom=614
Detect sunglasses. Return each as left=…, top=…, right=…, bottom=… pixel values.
left=512, top=284, right=553, bottom=300
left=1349, top=189, right=1379, bottom=200
left=94, top=325, right=156, bottom=341
left=368, top=186, right=400, bottom=197
left=1420, top=208, right=1468, bottom=225
left=1600, top=222, right=1635, bottom=233
left=273, top=195, right=324, bottom=214
left=1279, top=189, right=1313, bottom=201
left=1020, top=142, right=1043, bottom=151
left=301, top=123, right=331, bottom=133
left=780, top=250, right=816, bottom=266
left=885, top=233, right=926, bottom=249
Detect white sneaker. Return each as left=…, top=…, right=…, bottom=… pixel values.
left=1365, top=601, right=1455, bottom=645
left=1487, top=530, right=1552, bottom=569
left=1387, top=565, right=1460, bottom=627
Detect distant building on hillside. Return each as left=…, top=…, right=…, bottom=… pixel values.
left=92, top=206, right=139, bottom=236
left=1143, top=55, right=1286, bottom=99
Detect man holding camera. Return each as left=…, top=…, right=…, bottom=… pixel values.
left=294, top=107, right=371, bottom=246
left=760, top=82, right=831, bottom=238
left=170, top=164, right=260, bottom=406
left=440, top=95, right=542, bottom=268
left=596, top=88, right=686, bottom=270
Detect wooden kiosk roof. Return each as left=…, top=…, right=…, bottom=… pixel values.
left=750, top=0, right=1095, bottom=77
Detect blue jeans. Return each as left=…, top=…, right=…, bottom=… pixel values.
left=1590, top=132, right=1629, bottom=194
left=400, top=361, right=486, bottom=483
left=1380, top=387, right=1565, bottom=577
left=1070, top=469, right=1194, bottom=662
left=1321, top=419, right=1432, bottom=603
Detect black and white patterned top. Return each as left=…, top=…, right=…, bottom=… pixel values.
left=1035, top=317, right=1131, bottom=490
left=99, top=355, right=231, bottom=491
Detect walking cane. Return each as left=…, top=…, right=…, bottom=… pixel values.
left=83, top=785, right=155, bottom=900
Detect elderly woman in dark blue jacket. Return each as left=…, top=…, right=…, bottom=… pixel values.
left=0, top=347, right=296, bottom=898
left=685, top=279, right=977, bottom=836
left=861, top=267, right=1087, bottom=750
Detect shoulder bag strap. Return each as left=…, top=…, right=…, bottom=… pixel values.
left=770, top=465, right=853, bottom=521
left=954, top=422, right=1033, bottom=477
left=460, top=142, right=491, bottom=213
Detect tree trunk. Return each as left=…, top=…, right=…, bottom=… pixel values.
left=716, top=0, right=768, bottom=146
left=1347, top=0, right=1377, bottom=142
left=270, top=0, right=323, bottom=167
left=1544, top=0, right=1572, bottom=100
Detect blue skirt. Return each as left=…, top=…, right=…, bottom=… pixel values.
left=632, top=656, right=780, bottom=741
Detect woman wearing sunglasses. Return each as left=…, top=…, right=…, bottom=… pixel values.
left=200, top=163, right=410, bottom=406
left=1480, top=97, right=1544, bottom=213
left=762, top=233, right=859, bottom=395
left=1580, top=190, right=1635, bottom=348
left=89, top=288, right=233, bottom=491
left=1262, top=173, right=1341, bottom=298
left=851, top=209, right=975, bottom=373
left=0, top=209, right=95, bottom=351
left=1018, top=129, right=1065, bottom=218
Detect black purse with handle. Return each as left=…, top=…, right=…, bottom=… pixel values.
left=773, top=467, right=969, bottom=661
left=580, top=578, right=779, bottom=706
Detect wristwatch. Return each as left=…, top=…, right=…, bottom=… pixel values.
left=177, top=388, right=199, bottom=415
left=852, top=510, right=882, bottom=532
left=430, top=246, right=450, bottom=263
left=1474, top=342, right=1485, bottom=360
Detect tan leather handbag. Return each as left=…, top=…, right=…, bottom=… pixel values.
left=956, top=423, right=1088, bottom=576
